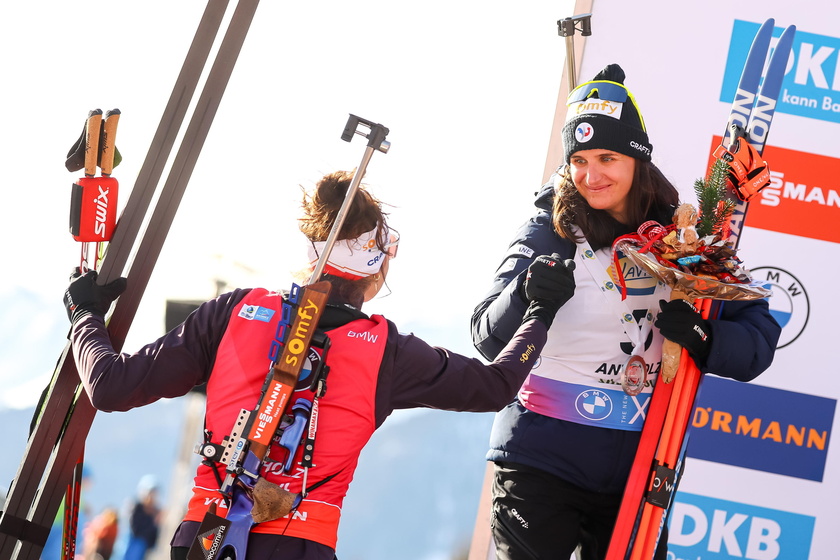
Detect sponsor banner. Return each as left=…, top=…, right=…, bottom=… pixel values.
left=706, top=138, right=840, bottom=243
left=668, top=491, right=815, bottom=559
left=753, top=145, right=840, bottom=243
left=688, top=376, right=835, bottom=482
left=721, top=20, right=840, bottom=125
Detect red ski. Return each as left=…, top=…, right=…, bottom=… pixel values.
left=605, top=19, right=796, bottom=560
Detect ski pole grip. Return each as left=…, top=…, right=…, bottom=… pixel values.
left=84, top=109, right=103, bottom=177
left=660, top=289, right=693, bottom=383
left=100, top=109, right=121, bottom=176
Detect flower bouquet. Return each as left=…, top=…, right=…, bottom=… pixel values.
left=612, top=159, right=771, bottom=382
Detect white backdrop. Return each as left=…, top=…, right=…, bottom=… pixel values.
left=565, top=1, right=838, bottom=558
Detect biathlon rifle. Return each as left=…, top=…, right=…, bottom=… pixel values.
left=187, top=114, right=390, bottom=560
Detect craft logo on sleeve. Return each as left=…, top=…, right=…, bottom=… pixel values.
left=669, top=492, right=815, bottom=559
left=722, top=21, right=840, bottom=125
left=688, top=376, right=835, bottom=482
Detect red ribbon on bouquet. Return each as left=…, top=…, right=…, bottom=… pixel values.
left=611, top=220, right=674, bottom=300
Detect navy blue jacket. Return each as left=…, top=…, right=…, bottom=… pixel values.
left=471, top=180, right=782, bottom=493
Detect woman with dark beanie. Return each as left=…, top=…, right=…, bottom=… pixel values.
left=471, top=64, right=781, bottom=559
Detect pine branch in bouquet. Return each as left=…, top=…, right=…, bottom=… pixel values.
left=694, top=159, right=736, bottom=239
left=611, top=154, right=772, bottom=299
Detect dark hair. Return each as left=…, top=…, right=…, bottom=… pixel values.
left=551, top=160, right=679, bottom=249
left=299, top=170, right=391, bottom=307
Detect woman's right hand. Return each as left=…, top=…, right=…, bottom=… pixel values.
left=63, top=268, right=127, bottom=324
left=521, top=254, right=576, bottom=328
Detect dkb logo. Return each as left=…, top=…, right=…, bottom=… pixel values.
left=668, top=492, right=814, bottom=559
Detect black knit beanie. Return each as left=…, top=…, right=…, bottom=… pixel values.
left=561, top=64, right=653, bottom=163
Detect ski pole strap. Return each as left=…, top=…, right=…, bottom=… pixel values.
left=712, top=138, right=771, bottom=201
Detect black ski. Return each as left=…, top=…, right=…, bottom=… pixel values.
left=0, top=1, right=260, bottom=558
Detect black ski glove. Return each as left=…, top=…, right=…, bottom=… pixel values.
left=654, top=298, right=712, bottom=360
left=521, top=254, right=576, bottom=329
left=64, top=269, right=127, bottom=324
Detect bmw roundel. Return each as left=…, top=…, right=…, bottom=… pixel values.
left=575, top=389, right=613, bottom=421
left=751, top=266, right=809, bottom=348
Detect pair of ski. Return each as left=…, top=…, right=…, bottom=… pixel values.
left=62, top=106, right=123, bottom=560
left=605, top=19, right=796, bottom=560
left=0, top=1, right=260, bottom=558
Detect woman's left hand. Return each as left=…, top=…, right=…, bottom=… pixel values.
left=654, top=298, right=711, bottom=360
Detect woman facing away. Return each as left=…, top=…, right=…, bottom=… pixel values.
left=64, top=170, right=573, bottom=559
left=470, top=64, right=781, bottom=560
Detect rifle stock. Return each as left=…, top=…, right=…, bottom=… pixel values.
left=189, top=282, right=331, bottom=560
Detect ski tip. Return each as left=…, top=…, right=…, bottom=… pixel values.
left=87, top=108, right=103, bottom=118
left=774, top=24, right=797, bottom=52
left=105, top=108, right=122, bottom=118
left=748, top=19, right=775, bottom=53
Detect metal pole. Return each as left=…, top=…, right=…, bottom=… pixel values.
left=309, top=114, right=390, bottom=284
left=557, top=13, right=592, bottom=90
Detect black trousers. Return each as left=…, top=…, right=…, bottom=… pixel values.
left=170, top=533, right=336, bottom=560
left=491, top=462, right=668, bottom=560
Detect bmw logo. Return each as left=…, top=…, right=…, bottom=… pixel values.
left=297, top=347, right=322, bottom=391
left=751, top=266, right=809, bottom=348
left=574, top=389, right=613, bottom=421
